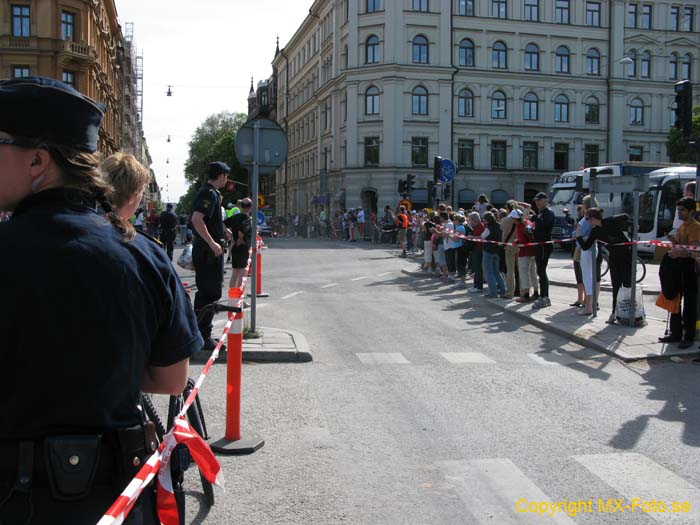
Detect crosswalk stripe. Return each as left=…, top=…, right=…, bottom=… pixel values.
left=574, top=453, right=700, bottom=523
left=438, top=458, right=576, bottom=524
left=377, top=272, right=393, bottom=277
left=440, top=352, right=496, bottom=364
left=527, top=351, right=578, bottom=366
left=356, top=353, right=410, bottom=364
left=321, top=283, right=338, bottom=289
left=351, top=276, right=370, bottom=281
left=281, top=291, right=304, bottom=300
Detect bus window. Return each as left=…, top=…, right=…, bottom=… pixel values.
left=638, top=190, right=658, bottom=234
left=657, top=179, right=682, bottom=237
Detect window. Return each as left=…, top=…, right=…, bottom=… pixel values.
left=627, top=3, right=638, bottom=27
left=459, top=39, right=475, bottom=67
left=684, top=7, right=694, bottom=31
left=524, top=43, right=539, bottom=70
left=491, top=141, right=507, bottom=169
left=670, top=53, right=679, bottom=80
left=61, top=71, right=75, bottom=87
left=627, top=50, right=637, bottom=77
left=641, top=4, right=652, bottom=28
left=458, top=0, right=474, bottom=16
left=364, top=137, right=380, bottom=166
left=629, top=98, right=644, bottom=125
left=492, top=41, right=507, bottom=69
left=682, top=53, right=692, bottom=80
left=555, top=46, right=570, bottom=73
left=412, top=35, right=429, bottom=64
left=491, top=91, right=507, bottom=119
left=412, top=86, right=428, bottom=114
left=366, top=0, right=380, bottom=13
left=671, top=6, right=680, bottom=31
left=342, top=45, right=348, bottom=69
left=492, top=0, right=507, bottom=18
left=366, top=86, right=380, bottom=114
left=641, top=51, right=651, bottom=78
left=412, top=0, right=429, bottom=12
left=554, top=94, right=569, bottom=122
left=411, top=137, right=429, bottom=166
left=629, top=145, right=643, bottom=161
left=458, top=139, right=474, bottom=168
left=12, top=66, right=30, bottom=78
left=61, top=11, right=74, bottom=41
left=584, top=145, right=599, bottom=167
left=554, top=143, right=569, bottom=171
left=555, top=0, right=570, bottom=24
left=12, top=5, right=30, bottom=37
left=586, top=2, right=601, bottom=26
left=585, top=97, right=600, bottom=124
left=366, top=36, right=380, bottom=64
left=524, top=0, right=539, bottom=21
left=586, top=48, right=600, bottom=75
left=523, top=92, right=538, bottom=120
left=458, top=89, right=474, bottom=117
left=523, top=142, right=538, bottom=169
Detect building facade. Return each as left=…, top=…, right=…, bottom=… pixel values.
left=270, top=0, right=700, bottom=215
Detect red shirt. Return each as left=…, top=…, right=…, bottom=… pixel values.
left=516, top=220, right=536, bottom=257
left=472, top=222, right=485, bottom=251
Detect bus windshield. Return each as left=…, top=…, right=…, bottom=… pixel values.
left=638, top=188, right=659, bottom=234
left=550, top=188, right=577, bottom=206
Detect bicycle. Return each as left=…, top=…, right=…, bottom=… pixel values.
left=599, top=244, right=647, bottom=283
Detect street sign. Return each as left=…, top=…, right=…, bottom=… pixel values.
left=399, top=199, right=413, bottom=210
left=595, top=175, right=649, bottom=194
left=258, top=194, right=266, bottom=207
left=257, top=211, right=266, bottom=226
left=235, top=118, right=289, bottom=175
left=438, top=159, right=456, bottom=183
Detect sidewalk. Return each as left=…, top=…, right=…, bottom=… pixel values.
left=401, top=263, right=699, bottom=363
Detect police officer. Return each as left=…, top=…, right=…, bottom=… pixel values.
left=159, top=203, right=178, bottom=261
left=0, top=77, right=202, bottom=524
left=191, top=162, right=231, bottom=351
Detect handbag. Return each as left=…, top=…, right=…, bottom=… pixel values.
left=655, top=292, right=681, bottom=314
left=615, top=286, right=646, bottom=322
left=177, top=243, right=194, bottom=271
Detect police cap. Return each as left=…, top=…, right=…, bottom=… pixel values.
left=534, top=192, right=548, bottom=200
left=208, top=161, right=231, bottom=178
left=0, top=76, right=106, bottom=152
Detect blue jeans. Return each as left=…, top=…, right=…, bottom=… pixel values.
left=483, top=251, right=506, bottom=297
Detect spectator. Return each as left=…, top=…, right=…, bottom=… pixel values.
left=159, top=203, right=178, bottom=261
left=514, top=210, right=539, bottom=303
left=531, top=192, right=555, bottom=309
left=134, top=207, right=145, bottom=231
left=422, top=213, right=437, bottom=270
left=396, top=206, right=409, bottom=257
left=225, top=198, right=253, bottom=289
left=500, top=202, right=520, bottom=299
left=476, top=194, right=489, bottom=217
left=441, top=211, right=458, bottom=283
left=357, top=207, right=365, bottom=240
left=453, top=213, right=469, bottom=287
left=576, top=208, right=605, bottom=316
left=467, top=212, right=484, bottom=293
left=482, top=211, right=507, bottom=298
left=570, top=205, right=586, bottom=308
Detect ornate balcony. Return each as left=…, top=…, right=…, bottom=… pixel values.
left=57, top=40, right=97, bottom=63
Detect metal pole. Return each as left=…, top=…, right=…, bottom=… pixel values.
left=589, top=168, right=598, bottom=318
left=250, top=120, right=260, bottom=332
left=629, top=183, right=639, bottom=327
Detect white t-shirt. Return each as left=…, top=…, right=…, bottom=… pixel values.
left=357, top=210, right=365, bottom=223
left=134, top=212, right=145, bottom=226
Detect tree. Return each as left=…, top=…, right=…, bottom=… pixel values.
left=667, top=106, right=700, bottom=163
left=177, top=111, right=249, bottom=214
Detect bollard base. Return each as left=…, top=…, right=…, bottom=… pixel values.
left=210, top=435, right=265, bottom=456
left=248, top=292, right=270, bottom=298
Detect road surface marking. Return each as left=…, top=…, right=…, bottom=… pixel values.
left=321, top=283, right=338, bottom=289
left=440, top=352, right=496, bottom=364
left=437, top=458, right=576, bottom=524
left=281, top=291, right=304, bottom=300
left=574, top=453, right=700, bottom=523
left=351, top=276, right=370, bottom=281
left=356, top=353, right=410, bottom=364
left=377, top=272, right=393, bottom=277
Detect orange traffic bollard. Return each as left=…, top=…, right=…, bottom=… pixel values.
left=254, top=235, right=269, bottom=298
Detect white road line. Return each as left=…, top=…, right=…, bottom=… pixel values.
left=440, top=352, right=496, bottom=364
left=281, top=291, right=304, bottom=300
left=574, top=453, right=700, bottom=523
left=438, top=458, right=576, bottom=524
left=356, top=353, right=410, bottom=364
left=321, top=283, right=338, bottom=289
left=351, top=276, right=370, bottom=281
left=377, top=272, right=393, bottom=277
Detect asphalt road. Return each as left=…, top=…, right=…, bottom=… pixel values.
left=169, top=238, right=700, bottom=525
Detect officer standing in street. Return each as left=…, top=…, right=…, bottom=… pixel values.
left=159, top=202, right=178, bottom=261
left=191, top=161, right=232, bottom=351
left=0, top=77, right=202, bottom=524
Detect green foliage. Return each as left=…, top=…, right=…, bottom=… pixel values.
left=667, top=106, right=700, bottom=163
left=177, top=111, right=249, bottom=214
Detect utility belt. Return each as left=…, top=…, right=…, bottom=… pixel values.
left=193, top=237, right=226, bottom=261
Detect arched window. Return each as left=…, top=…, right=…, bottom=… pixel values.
left=555, top=46, right=570, bottom=73
left=492, top=41, right=507, bottom=69
left=641, top=51, right=651, bottom=78
left=554, top=94, right=569, bottom=122
left=585, top=97, right=600, bottom=124
left=459, top=39, right=475, bottom=67
left=412, top=86, right=428, bottom=114
left=458, top=89, right=474, bottom=117
left=670, top=53, right=679, bottom=80
left=627, top=50, right=637, bottom=77
left=524, top=43, right=539, bottom=71
left=586, top=48, right=600, bottom=75
left=412, top=35, right=429, bottom=64
left=629, top=98, right=644, bottom=125
left=523, top=92, right=538, bottom=120
left=491, top=90, right=506, bottom=119
left=365, top=35, right=380, bottom=64
left=682, top=53, right=692, bottom=80
left=365, top=86, right=380, bottom=115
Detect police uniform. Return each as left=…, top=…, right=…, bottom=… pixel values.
left=159, top=206, right=178, bottom=261
left=191, top=178, right=226, bottom=342
left=0, top=77, right=203, bottom=524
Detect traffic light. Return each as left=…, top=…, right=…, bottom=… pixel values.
left=443, top=183, right=451, bottom=201
left=406, top=174, right=416, bottom=194
left=398, top=179, right=407, bottom=194
left=674, top=80, right=693, bottom=140
left=433, top=156, right=442, bottom=184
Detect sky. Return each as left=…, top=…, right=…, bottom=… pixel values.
left=115, top=0, right=311, bottom=203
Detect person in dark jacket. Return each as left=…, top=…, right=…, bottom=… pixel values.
left=482, top=211, right=506, bottom=298
left=532, top=192, right=555, bottom=308
left=159, top=202, right=178, bottom=261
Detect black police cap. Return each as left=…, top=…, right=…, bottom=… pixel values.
left=208, top=161, right=231, bottom=178
left=0, top=76, right=106, bottom=152
left=535, top=192, right=548, bottom=200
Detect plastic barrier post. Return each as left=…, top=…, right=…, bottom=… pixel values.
left=249, top=236, right=269, bottom=298
left=210, top=287, right=264, bottom=456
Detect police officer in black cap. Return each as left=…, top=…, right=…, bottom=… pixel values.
left=190, top=161, right=231, bottom=351
left=0, top=77, right=202, bottom=523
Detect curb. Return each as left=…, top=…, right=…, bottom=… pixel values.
left=242, top=327, right=313, bottom=363
left=549, top=279, right=659, bottom=296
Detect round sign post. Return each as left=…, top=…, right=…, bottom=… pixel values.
left=438, top=159, right=457, bottom=208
